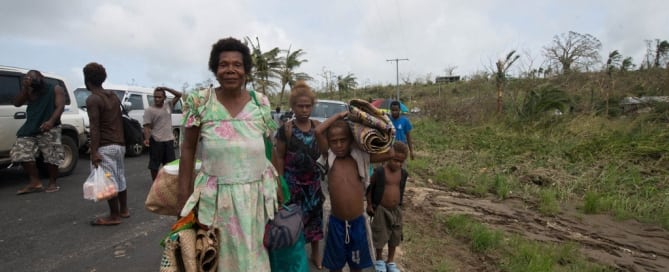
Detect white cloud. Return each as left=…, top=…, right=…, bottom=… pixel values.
left=1, top=0, right=668, bottom=92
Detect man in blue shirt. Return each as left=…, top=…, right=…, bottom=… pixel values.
left=389, top=100, right=414, bottom=160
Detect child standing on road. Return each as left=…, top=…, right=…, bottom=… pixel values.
left=315, top=111, right=394, bottom=272
left=367, top=142, right=409, bottom=272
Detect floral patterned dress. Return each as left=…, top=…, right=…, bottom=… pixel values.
left=276, top=120, right=324, bottom=243
left=180, top=88, right=278, bottom=271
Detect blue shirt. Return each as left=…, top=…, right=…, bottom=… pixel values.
left=390, top=115, right=412, bottom=144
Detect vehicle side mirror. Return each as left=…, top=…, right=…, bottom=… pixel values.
left=122, top=101, right=132, bottom=110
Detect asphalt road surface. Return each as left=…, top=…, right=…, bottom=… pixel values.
left=0, top=153, right=174, bottom=272
left=0, top=153, right=340, bottom=272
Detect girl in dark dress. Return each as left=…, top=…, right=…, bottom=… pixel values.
left=274, top=80, right=324, bottom=269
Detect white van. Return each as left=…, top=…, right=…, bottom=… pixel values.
left=0, top=65, right=87, bottom=176
left=74, top=85, right=183, bottom=157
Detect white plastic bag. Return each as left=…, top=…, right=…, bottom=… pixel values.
left=83, top=167, right=118, bottom=202
left=162, top=159, right=202, bottom=175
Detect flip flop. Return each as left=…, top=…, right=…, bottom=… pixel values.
left=90, top=217, right=121, bottom=226
left=374, top=260, right=387, bottom=272
left=386, top=262, right=400, bottom=272
left=120, top=212, right=130, bottom=218
left=16, top=186, right=44, bottom=195
left=45, top=185, right=60, bottom=193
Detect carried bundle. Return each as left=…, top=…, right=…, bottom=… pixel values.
left=346, top=99, right=396, bottom=154
left=145, top=159, right=202, bottom=216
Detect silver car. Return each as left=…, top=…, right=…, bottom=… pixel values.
left=310, top=99, right=348, bottom=122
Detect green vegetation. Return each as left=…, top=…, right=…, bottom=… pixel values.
left=390, top=67, right=669, bottom=229
left=312, top=67, right=669, bottom=269
left=442, top=214, right=610, bottom=271
left=305, top=38, right=669, bottom=269
left=408, top=112, right=669, bottom=228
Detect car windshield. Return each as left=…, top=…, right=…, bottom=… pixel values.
left=312, top=101, right=347, bottom=119
left=74, top=88, right=125, bottom=109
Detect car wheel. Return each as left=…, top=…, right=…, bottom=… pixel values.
left=126, top=142, right=144, bottom=157
left=39, top=135, right=78, bottom=177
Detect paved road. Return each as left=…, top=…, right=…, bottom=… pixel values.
left=0, top=154, right=173, bottom=272
left=0, top=153, right=339, bottom=272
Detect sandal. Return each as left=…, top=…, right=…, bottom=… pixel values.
left=16, top=185, right=44, bottom=195
left=387, top=262, right=400, bottom=272
left=374, top=260, right=387, bottom=272
left=45, top=185, right=60, bottom=193
left=90, top=217, right=121, bottom=226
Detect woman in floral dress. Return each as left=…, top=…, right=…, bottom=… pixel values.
left=274, top=81, right=325, bottom=269
left=177, top=37, right=280, bottom=271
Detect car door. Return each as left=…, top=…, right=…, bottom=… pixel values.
left=125, top=92, right=145, bottom=123
left=0, top=72, right=25, bottom=156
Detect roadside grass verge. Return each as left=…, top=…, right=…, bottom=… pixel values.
left=442, top=214, right=611, bottom=272
left=410, top=115, right=669, bottom=229
left=402, top=211, right=460, bottom=271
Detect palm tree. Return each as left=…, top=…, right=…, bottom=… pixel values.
left=278, top=47, right=310, bottom=107
left=495, top=50, right=520, bottom=114
left=519, top=85, right=571, bottom=120
left=621, top=57, right=635, bottom=72
left=245, top=37, right=282, bottom=95
left=336, top=73, right=358, bottom=100
left=654, top=39, right=669, bottom=68
left=605, top=50, right=623, bottom=115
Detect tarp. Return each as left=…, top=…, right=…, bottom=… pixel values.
left=370, top=98, right=408, bottom=113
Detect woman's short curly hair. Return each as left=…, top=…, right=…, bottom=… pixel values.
left=208, top=37, right=253, bottom=74
left=289, top=80, right=317, bottom=107
left=83, top=62, right=107, bottom=87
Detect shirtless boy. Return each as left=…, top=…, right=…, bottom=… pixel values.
left=316, top=111, right=394, bottom=272
left=367, top=142, right=409, bottom=272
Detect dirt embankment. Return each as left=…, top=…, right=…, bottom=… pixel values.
left=400, top=180, right=669, bottom=272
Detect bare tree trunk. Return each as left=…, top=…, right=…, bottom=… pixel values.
left=278, top=83, right=287, bottom=108
left=496, top=82, right=503, bottom=114
left=605, top=75, right=611, bottom=116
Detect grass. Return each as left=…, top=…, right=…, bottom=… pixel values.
left=411, top=114, right=669, bottom=229
left=444, top=214, right=502, bottom=253
left=492, top=175, right=512, bottom=200
left=402, top=213, right=462, bottom=271
left=538, top=189, right=560, bottom=216
left=582, top=191, right=602, bottom=214
left=442, top=214, right=610, bottom=271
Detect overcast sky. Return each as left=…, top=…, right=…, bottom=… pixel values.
left=1, top=0, right=667, bottom=92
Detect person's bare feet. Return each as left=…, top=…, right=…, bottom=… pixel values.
left=45, top=184, right=60, bottom=193
left=120, top=210, right=130, bottom=218
left=90, top=216, right=121, bottom=226
left=16, top=184, right=43, bottom=195
left=311, top=250, right=323, bottom=270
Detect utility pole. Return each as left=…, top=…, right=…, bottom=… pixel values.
left=387, top=58, right=409, bottom=101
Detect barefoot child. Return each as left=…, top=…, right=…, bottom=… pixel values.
left=316, top=111, right=394, bottom=272
left=367, top=142, right=409, bottom=272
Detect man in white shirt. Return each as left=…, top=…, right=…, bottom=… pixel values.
left=143, top=87, right=182, bottom=180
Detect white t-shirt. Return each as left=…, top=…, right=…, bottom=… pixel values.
left=143, top=105, right=174, bottom=142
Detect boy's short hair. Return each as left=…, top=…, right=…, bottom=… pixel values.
left=393, top=141, right=409, bottom=156
left=390, top=100, right=401, bottom=109
left=83, top=62, right=107, bottom=87
left=327, top=120, right=352, bottom=140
